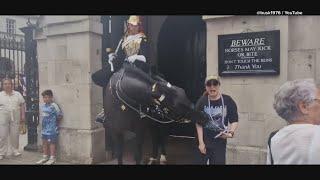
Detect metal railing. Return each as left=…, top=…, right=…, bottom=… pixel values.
left=0, top=31, right=24, bottom=41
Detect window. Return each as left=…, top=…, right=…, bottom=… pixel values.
left=6, top=18, right=16, bottom=35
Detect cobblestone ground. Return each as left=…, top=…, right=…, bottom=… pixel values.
left=0, top=132, right=197, bottom=165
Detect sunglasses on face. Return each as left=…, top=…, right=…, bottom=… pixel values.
left=205, top=79, right=220, bottom=87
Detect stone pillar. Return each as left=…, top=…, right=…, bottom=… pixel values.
left=35, top=16, right=106, bottom=164
left=287, top=16, right=320, bottom=83
left=203, top=16, right=289, bottom=164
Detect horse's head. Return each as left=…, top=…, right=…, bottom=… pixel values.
left=151, top=82, right=193, bottom=119
left=150, top=81, right=209, bottom=125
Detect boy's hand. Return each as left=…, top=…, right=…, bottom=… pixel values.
left=57, top=115, right=63, bottom=120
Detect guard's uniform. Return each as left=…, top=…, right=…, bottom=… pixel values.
left=121, top=32, right=150, bottom=74
left=93, top=32, right=151, bottom=125
left=91, top=18, right=150, bottom=87
left=92, top=16, right=151, bottom=124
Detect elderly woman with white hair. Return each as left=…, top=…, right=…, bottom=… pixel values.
left=268, top=78, right=320, bottom=164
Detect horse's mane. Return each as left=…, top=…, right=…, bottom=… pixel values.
left=122, top=64, right=155, bottom=85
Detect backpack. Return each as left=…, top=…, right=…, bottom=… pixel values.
left=268, top=130, right=279, bottom=165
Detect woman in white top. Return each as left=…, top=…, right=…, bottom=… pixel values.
left=0, top=78, right=25, bottom=160
left=268, top=78, right=320, bottom=164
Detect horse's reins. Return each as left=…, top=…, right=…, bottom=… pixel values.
left=113, top=69, right=177, bottom=124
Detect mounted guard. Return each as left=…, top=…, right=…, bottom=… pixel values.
left=92, top=15, right=150, bottom=88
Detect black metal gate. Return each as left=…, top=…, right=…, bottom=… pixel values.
left=21, top=23, right=39, bottom=151
left=0, top=21, right=39, bottom=151
left=0, top=34, right=25, bottom=93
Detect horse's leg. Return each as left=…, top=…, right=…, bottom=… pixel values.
left=114, top=133, right=124, bottom=165
left=159, top=125, right=169, bottom=164
left=105, top=124, right=116, bottom=159
left=134, top=121, right=146, bottom=164
left=150, top=122, right=160, bottom=163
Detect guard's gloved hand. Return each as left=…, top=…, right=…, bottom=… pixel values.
left=127, top=54, right=146, bottom=63
left=108, top=53, right=117, bottom=61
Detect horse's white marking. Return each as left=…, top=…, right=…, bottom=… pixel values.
left=167, top=82, right=172, bottom=88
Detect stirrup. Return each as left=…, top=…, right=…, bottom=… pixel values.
left=95, top=110, right=106, bottom=124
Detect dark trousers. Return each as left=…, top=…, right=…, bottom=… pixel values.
left=149, top=122, right=169, bottom=158
left=197, top=139, right=227, bottom=165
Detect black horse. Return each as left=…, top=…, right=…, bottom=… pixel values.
left=96, top=63, right=208, bottom=164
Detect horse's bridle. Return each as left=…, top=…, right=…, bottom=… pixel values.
left=151, top=82, right=169, bottom=106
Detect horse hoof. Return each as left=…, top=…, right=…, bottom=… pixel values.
left=160, top=155, right=167, bottom=165
left=147, top=157, right=157, bottom=165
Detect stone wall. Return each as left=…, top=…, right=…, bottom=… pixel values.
left=204, top=16, right=320, bottom=164
left=35, top=16, right=106, bottom=164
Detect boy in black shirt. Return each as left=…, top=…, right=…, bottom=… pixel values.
left=195, top=75, right=238, bottom=164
